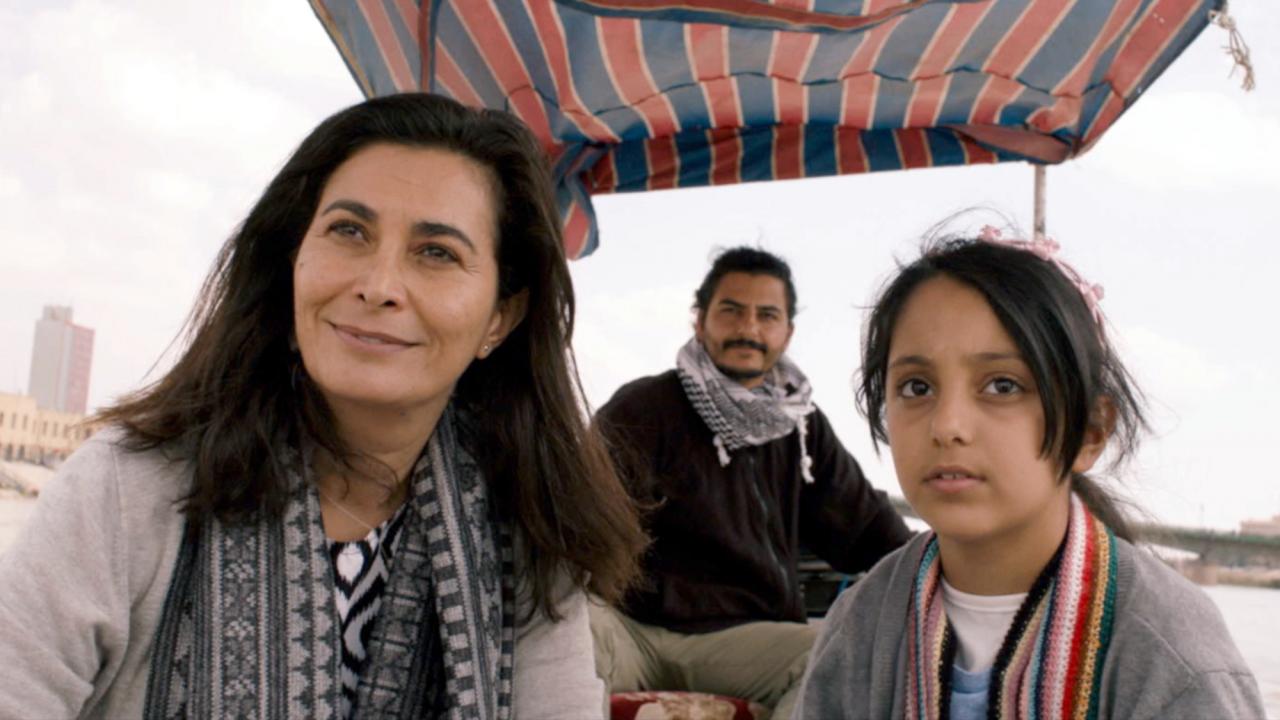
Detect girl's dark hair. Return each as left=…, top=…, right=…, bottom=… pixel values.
left=856, top=237, right=1147, bottom=539
left=97, top=93, right=646, bottom=617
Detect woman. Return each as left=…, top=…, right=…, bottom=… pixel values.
left=0, top=93, right=646, bottom=719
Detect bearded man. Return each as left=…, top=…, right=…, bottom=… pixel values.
left=591, top=246, right=912, bottom=719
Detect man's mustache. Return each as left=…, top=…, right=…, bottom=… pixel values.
left=722, top=338, right=768, bottom=353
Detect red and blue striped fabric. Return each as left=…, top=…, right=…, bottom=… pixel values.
left=309, top=0, right=1219, bottom=258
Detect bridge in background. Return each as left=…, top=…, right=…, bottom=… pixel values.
left=886, top=497, right=1280, bottom=569
left=1135, top=522, right=1280, bottom=569
left=799, top=498, right=1280, bottom=616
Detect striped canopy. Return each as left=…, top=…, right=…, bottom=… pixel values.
left=310, top=0, right=1220, bottom=258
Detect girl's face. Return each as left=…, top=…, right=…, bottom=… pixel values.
left=884, top=276, right=1085, bottom=549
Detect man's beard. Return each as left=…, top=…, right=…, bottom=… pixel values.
left=713, top=338, right=769, bottom=381
left=714, top=364, right=766, bottom=382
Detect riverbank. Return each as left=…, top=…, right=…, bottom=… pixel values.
left=1167, top=556, right=1280, bottom=589
left=1217, top=566, right=1280, bottom=589
left=0, top=459, right=52, bottom=496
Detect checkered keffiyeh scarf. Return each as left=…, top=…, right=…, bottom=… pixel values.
left=144, top=405, right=515, bottom=720
left=675, top=337, right=816, bottom=481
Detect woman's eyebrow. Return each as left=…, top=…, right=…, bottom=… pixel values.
left=319, top=202, right=477, bottom=253
left=320, top=199, right=375, bottom=221
left=969, top=351, right=1023, bottom=363
left=411, top=220, right=476, bottom=253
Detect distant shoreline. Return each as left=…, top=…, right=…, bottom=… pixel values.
left=2, top=493, right=1279, bottom=593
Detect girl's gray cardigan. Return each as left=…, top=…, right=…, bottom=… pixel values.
left=793, top=532, right=1264, bottom=720
left=0, top=429, right=605, bottom=719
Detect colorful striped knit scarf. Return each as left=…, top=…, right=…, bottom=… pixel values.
left=905, top=494, right=1118, bottom=720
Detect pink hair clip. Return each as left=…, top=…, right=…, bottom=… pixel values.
left=978, top=225, right=1106, bottom=335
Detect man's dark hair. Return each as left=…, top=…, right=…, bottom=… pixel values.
left=856, top=237, right=1147, bottom=539
left=694, top=246, right=797, bottom=321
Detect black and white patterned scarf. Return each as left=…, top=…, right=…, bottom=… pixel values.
left=330, top=504, right=414, bottom=718
left=675, top=337, right=816, bottom=481
left=144, top=406, right=516, bottom=719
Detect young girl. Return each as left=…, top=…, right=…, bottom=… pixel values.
left=793, top=232, right=1264, bottom=720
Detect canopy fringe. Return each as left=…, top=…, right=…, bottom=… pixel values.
left=1209, top=4, right=1255, bottom=91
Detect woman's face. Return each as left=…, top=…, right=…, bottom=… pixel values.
left=883, top=276, right=1074, bottom=549
left=293, top=143, right=521, bottom=421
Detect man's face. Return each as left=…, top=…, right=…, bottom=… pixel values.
left=696, top=272, right=794, bottom=388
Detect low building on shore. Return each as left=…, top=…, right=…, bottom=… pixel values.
left=0, top=392, right=95, bottom=465
left=1241, top=514, right=1280, bottom=538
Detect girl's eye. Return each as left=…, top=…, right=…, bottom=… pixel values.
left=983, top=377, right=1023, bottom=395
left=898, top=378, right=932, bottom=398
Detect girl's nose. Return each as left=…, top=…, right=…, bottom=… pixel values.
left=930, top=392, right=973, bottom=447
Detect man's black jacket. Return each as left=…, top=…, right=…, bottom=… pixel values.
left=596, top=370, right=912, bottom=633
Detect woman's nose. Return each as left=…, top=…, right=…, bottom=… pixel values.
left=355, top=249, right=406, bottom=308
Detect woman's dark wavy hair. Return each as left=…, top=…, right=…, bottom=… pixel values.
left=856, top=237, right=1148, bottom=540
left=97, top=93, right=646, bottom=617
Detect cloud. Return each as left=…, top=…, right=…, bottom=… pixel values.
left=138, top=168, right=215, bottom=213
left=1113, top=323, right=1229, bottom=403
left=0, top=173, right=20, bottom=199
left=0, top=0, right=360, bottom=412
left=1080, top=90, right=1280, bottom=191
left=570, top=282, right=693, bottom=403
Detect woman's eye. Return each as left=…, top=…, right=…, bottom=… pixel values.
left=898, top=378, right=932, bottom=398
left=983, top=377, right=1023, bottom=395
left=418, top=243, right=458, bottom=263
left=327, top=220, right=365, bottom=241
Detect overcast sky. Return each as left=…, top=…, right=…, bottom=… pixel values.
left=2, top=1, right=1276, bottom=530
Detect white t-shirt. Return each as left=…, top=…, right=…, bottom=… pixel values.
left=941, top=578, right=1026, bottom=672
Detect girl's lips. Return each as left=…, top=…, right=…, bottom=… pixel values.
left=923, top=469, right=984, bottom=493
left=925, top=475, right=983, bottom=493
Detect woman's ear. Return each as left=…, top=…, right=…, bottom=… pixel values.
left=1071, top=397, right=1116, bottom=474
left=478, top=289, right=529, bottom=359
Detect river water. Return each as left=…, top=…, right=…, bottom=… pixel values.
left=0, top=496, right=1276, bottom=716
left=1203, top=584, right=1280, bottom=719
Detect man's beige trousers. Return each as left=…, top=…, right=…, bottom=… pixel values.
left=590, top=602, right=816, bottom=720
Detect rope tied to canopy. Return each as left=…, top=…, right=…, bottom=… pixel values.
left=1210, top=4, right=1255, bottom=92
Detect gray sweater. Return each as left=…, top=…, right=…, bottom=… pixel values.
left=793, top=533, right=1264, bottom=720
left=0, top=430, right=604, bottom=719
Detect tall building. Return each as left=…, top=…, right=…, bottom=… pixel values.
left=27, top=306, right=95, bottom=415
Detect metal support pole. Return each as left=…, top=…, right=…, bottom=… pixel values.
left=1033, top=164, right=1046, bottom=239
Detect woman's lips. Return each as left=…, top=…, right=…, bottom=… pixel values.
left=330, top=322, right=418, bottom=353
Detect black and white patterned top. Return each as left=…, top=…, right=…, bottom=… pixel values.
left=328, top=504, right=409, bottom=719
